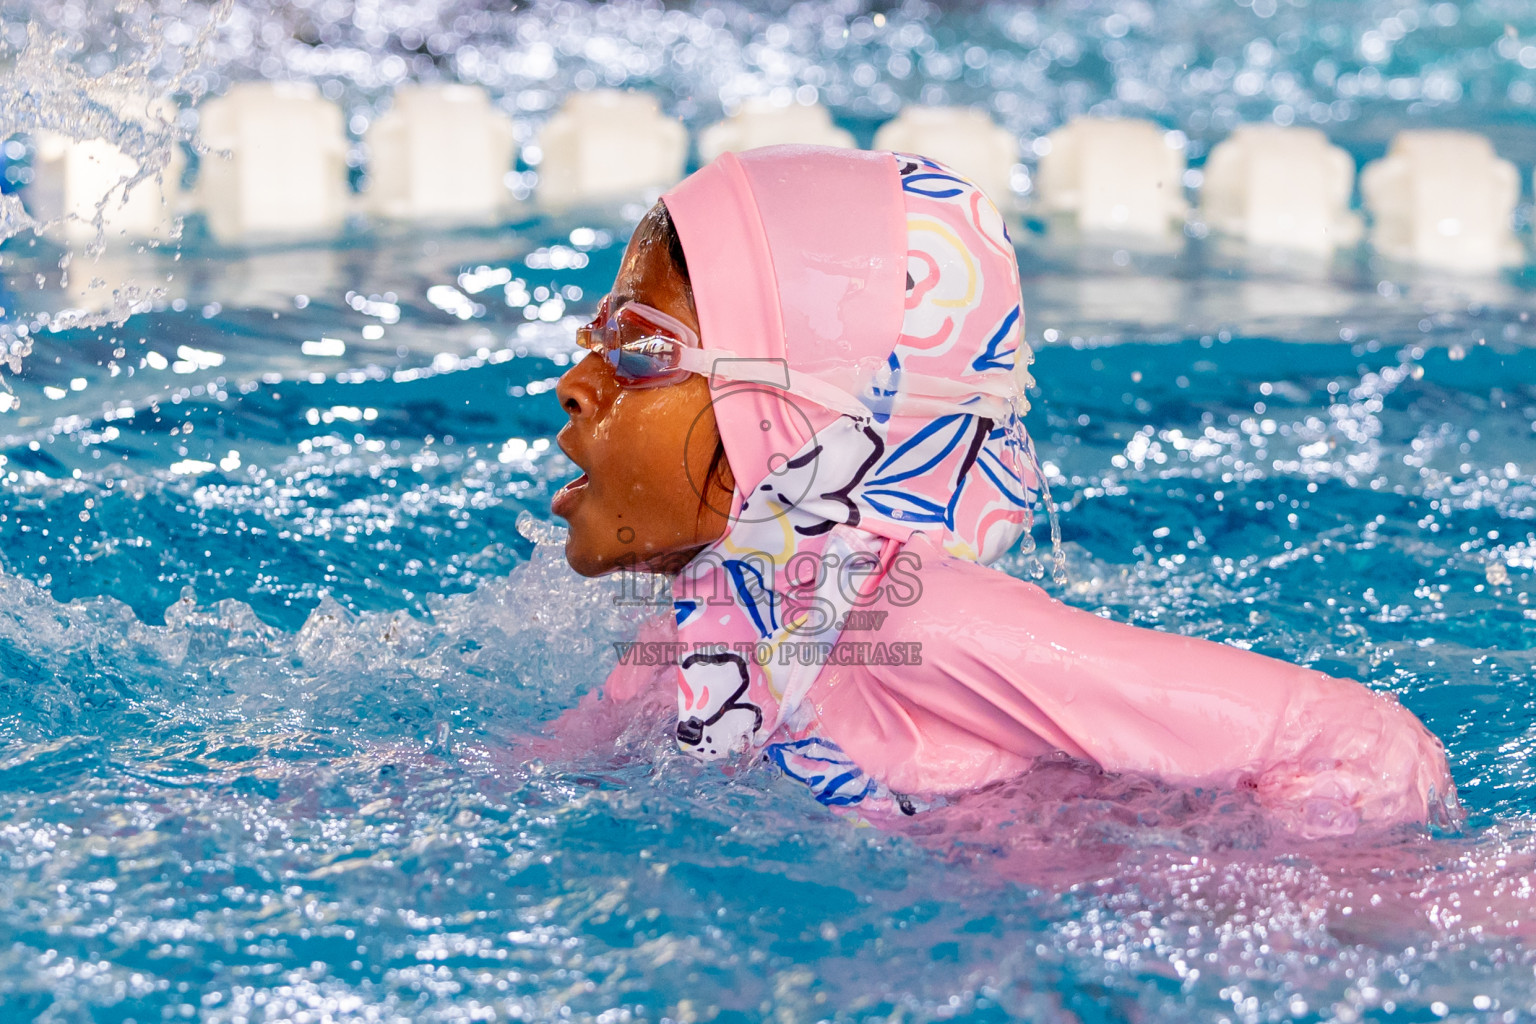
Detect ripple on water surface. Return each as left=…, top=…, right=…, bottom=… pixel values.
left=0, top=222, right=1533, bottom=1020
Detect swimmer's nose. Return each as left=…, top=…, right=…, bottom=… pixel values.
left=555, top=350, right=604, bottom=420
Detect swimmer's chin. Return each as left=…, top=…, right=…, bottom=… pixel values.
left=556, top=524, right=638, bottom=578
left=556, top=524, right=611, bottom=578
left=562, top=543, right=614, bottom=578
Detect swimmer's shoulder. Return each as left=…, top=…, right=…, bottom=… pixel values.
left=839, top=532, right=1051, bottom=666
left=886, top=532, right=1054, bottom=619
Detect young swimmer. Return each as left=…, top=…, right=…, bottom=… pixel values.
left=551, top=145, right=1457, bottom=838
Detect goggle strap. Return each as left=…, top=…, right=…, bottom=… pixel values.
left=673, top=345, right=1018, bottom=422
left=590, top=301, right=1021, bottom=420
left=613, top=301, right=700, bottom=349
left=673, top=348, right=871, bottom=418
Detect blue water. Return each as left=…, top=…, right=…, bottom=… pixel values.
left=0, top=209, right=1532, bottom=1021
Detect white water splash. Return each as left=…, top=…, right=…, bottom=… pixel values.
left=0, top=0, right=230, bottom=371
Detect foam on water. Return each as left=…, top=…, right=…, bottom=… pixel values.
left=0, top=210, right=1531, bottom=1016
left=0, top=497, right=1532, bottom=1021
left=0, top=0, right=1534, bottom=1017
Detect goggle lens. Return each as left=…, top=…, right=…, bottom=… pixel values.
left=579, top=299, right=696, bottom=387
left=606, top=338, right=683, bottom=382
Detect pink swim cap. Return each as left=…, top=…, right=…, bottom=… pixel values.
left=641, top=146, right=1454, bottom=836
left=662, top=145, right=1043, bottom=782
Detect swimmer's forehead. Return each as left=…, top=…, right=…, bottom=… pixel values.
left=608, top=214, right=688, bottom=310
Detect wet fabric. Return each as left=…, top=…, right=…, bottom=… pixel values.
left=656, top=145, right=1456, bottom=833
left=662, top=146, right=1039, bottom=809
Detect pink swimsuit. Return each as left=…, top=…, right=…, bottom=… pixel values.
left=639, top=145, right=1454, bottom=838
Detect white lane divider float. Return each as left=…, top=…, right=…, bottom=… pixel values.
left=699, top=99, right=854, bottom=163
left=1361, top=129, right=1523, bottom=272
left=24, top=79, right=1533, bottom=282
left=364, top=84, right=517, bottom=226
left=534, top=90, right=688, bottom=210
left=1201, top=124, right=1362, bottom=255
left=194, top=81, right=349, bottom=244
left=1033, top=116, right=1188, bottom=236
left=28, top=92, right=184, bottom=244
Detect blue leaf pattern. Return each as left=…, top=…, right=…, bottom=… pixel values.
left=868, top=414, right=970, bottom=485
left=970, top=305, right=1021, bottom=374
left=674, top=599, right=700, bottom=627
left=863, top=489, right=950, bottom=523
left=723, top=559, right=778, bottom=637
left=765, top=737, right=876, bottom=806
left=976, top=447, right=1036, bottom=508
left=900, top=171, right=968, bottom=199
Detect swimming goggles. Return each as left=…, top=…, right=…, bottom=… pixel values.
left=576, top=296, right=1021, bottom=422
left=576, top=296, right=704, bottom=389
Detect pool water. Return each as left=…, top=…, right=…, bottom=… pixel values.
left=0, top=214, right=1534, bottom=1022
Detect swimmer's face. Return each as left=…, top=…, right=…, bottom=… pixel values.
left=552, top=203, right=734, bottom=577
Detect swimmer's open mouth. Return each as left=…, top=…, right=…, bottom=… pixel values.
left=551, top=471, right=589, bottom=518
left=552, top=430, right=590, bottom=520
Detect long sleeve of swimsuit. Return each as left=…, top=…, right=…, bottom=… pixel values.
left=804, top=532, right=1456, bottom=838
